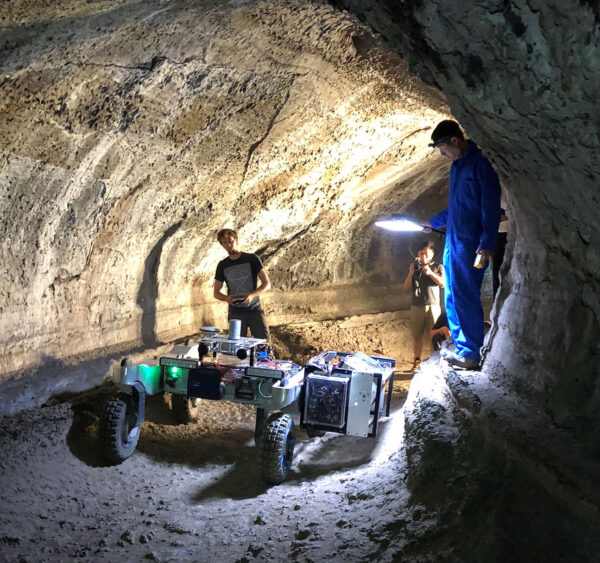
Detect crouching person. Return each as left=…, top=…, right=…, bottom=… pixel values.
left=430, top=310, right=451, bottom=352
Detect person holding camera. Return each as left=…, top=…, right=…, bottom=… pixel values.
left=403, top=241, right=445, bottom=371
left=213, top=228, right=271, bottom=339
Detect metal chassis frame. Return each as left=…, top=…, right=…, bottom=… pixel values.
left=300, top=369, right=395, bottom=438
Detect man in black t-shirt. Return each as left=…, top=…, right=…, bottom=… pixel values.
left=213, top=228, right=271, bottom=339
left=403, top=241, right=445, bottom=370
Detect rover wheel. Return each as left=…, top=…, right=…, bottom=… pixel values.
left=171, top=395, right=201, bottom=424
left=101, top=396, right=140, bottom=464
left=259, top=413, right=295, bottom=485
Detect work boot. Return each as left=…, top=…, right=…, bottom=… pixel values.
left=411, top=358, right=421, bottom=371
left=445, top=352, right=480, bottom=371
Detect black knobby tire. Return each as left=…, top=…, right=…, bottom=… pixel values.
left=101, top=396, right=140, bottom=464
left=259, top=413, right=296, bottom=485
left=171, top=395, right=201, bottom=424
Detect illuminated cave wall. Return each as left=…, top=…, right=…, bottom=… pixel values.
left=0, top=1, right=449, bottom=402
left=3, top=0, right=599, bottom=443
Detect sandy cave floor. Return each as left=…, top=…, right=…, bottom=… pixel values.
left=0, top=317, right=431, bottom=563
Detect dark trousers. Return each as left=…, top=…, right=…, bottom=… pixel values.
left=493, top=232, right=508, bottom=298
left=228, top=308, right=271, bottom=340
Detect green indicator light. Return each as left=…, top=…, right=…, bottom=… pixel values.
left=138, top=364, right=162, bottom=395
left=170, top=366, right=179, bottom=376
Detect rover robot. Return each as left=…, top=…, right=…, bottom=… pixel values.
left=101, top=326, right=395, bottom=484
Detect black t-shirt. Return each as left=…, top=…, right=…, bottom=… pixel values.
left=411, top=262, right=443, bottom=306
left=215, top=252, right=264, bottom=310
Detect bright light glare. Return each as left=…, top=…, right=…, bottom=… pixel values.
left=374, top=218, right=424, bottom=232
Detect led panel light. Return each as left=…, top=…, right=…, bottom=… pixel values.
left=375, top=214, right=443, bottom=234
left=374, top=217, right=424, bottom=232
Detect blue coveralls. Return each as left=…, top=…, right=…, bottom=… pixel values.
left=429, top=141, right=501, bottom=361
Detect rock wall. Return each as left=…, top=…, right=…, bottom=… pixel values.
left=401, top=358, right=600, bottom=559
left=336, top=0, right=600, bottom=442
left=0, top=0, right=449, bottom=388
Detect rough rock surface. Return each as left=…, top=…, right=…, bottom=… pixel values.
left=401, top=355, right=600, bottom=561
left=335, top=0, right=600, bottom=446
left=0, top=322, right=423, bottom=563
left=0, top=0, right=448, bottom=406
left=3, top=0, right=600, bottom=559
left=3, top=342, right=599, bottom=562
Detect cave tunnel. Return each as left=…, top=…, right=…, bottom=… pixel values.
left=1, top=0, right=599, bottom=561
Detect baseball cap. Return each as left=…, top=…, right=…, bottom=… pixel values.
left=429, top=120, right=464, bottom=148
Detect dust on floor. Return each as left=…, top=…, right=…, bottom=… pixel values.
left=0, top=315, right=430, bottom=562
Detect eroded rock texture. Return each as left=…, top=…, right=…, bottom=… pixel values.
left=338, top=0, right=600, bottom=442
left=401, top=359, right=600, bottom=560
left=0, top=0, right=448, bottom=397
left=2, top=0, right=600, bottom=558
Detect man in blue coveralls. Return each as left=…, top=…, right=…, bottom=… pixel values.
left=425, top=120, right=501, bottom=370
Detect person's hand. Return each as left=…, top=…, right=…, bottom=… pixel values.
left=477, top=248, right=494, bottom=260
left=408, top=262, right=415, bottom=274
left=225, top=295, right=236, bottom=305
left=422, top=264, right=433, bottom=276
left=442, top=327, right=451, bottom=339
left=238, top=293, right=251, bottom=305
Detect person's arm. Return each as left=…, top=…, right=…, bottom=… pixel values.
left=213, top=279, right=234, bottom=305
left=403, top=262, right=415, bottom=290
left=250, top=268, right=271, bottom=299
left=430, top=326, right=451, bottom=339
left=477, top=157, right=501, bottom=258
left=422, top=263, right=444, bottom=288
left=428, top=208, right=448, bottom=231
left=238, top=268, right=272, bottom=305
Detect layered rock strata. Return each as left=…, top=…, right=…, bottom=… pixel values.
left=0, top=0, right=449, bottom=398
